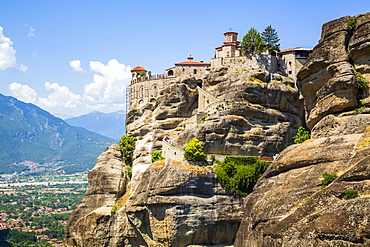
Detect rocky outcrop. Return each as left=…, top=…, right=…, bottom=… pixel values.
left=235, top=130, right=370, bottom=246
left=66, top=144, right=128, bottom=246
left=235, top=13, right=370, bottom=246
left=126, top=83, right=198, bottom=188
left=173, top=69, right=303, bottom=157
left=297, top=13, right=370, bottom=130
left=67, top=158, right=243, bottom=247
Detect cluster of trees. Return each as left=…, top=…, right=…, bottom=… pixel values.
left=214, top=156, right=270, bottom=197
left=2, top=229, right=53, bottom=247
left=241, top=25, right=280, bottom=55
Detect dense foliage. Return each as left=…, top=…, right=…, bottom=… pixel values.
left=241, top=27, right=264, bottom=55
left=348, top=15, right=359, bottom=29
left=320, top=172, right=338, bottom=189
left=5, top=230, right=53, bottom=247
left=119, top=134, right=136, bottom=166
left=184, top=139, right=206, bottom=162
left=215, top=156, right=270, bottom=197
left=344, top=190, right=359, bottom=200
left=356, top=72, right=368, bottom=89
left=261, top=25, right=280, bottom=51
left=292, top=126, right=311, bottom=144
left=151, top=151, right=165, bottom=163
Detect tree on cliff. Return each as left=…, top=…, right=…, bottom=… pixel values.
left=184, top=138, right=206, bottom=162
left=119, top=134, right=135, bottom=166
left=241, top=28, right=264, bottom=55
left=261, top=25, right=280, bottom=51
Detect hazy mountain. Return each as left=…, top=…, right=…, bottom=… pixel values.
left=54, top=113, right=75, bottom=120
left=0, top=94, right=116, bottom=174
left=65, top=110, right=126, bottom=140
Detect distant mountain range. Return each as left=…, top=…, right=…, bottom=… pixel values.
left=65, top=110, right=126, bottom=140
left=0, top=94, right=116, bottom=174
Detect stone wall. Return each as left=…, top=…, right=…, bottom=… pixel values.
left=211, top=55, right=278, bottom=73
left=162, top=137, right=185, bottom=162
left=198, top=86, right=218, bottom=112
left=129, top=77, right=174, bottom=107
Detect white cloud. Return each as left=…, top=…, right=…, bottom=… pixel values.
left=0, top=26, right=27, bottom=71
left=84, top=59, right=132, bottom=107
left=8, top=82, right=38, bottom=104
left=9, top=82, right=81, bottom=109
left=39, top=82, right=82, bottom=108
left=8, top=59, right=131, bottom=113
left=25, top=24, right=35, bottom=37
left=69, top=59, right=85, bottom=72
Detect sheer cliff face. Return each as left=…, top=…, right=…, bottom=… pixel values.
left=235, top=13, right=370, bottom=246
left=297, top=13, right=370, bottom=130
left=66, top=62, right=303, bottom=246
left=66, top=156, right=243, bottom=247
left=174, top=69, right=303, bottom=157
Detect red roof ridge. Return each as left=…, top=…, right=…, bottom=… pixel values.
left=279, top=47, right=313, bottom=53
left=175, top=61, right=210, bottom=65
left=131, top=66, right=147, bottom=72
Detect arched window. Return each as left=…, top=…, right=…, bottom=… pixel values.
left=226, top=51, right=230, bottom=57
left=168, top=70, right=174, bottom=76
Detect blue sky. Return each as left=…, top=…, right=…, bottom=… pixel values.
left=0, top=1, right=368, bottom=116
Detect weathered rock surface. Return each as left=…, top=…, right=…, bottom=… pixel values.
left=297, top=13, right=370, bottom=130
left=126, top=83, right=198, bottom=188
left=66, top=144, right=128, bottom=246
left=67, top=159, right=243, bottom=246
left=235, top=130, right=370, bottom=246
left=173, top=69, right=303, bottom=157
left=235, top=13, right=370, bottom=246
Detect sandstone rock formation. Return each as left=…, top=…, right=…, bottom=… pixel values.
left=235, top=13, right=370, bottom=246
left=67, top=13, right=370, bottom=247
left=66, top=144, right=128, bottom=246
left=297, top=13, right=370, bottom=130
left=125, top=82, right=198, bottom=188
left=173, top=68, right=303, bottom=157
left=67, top=157, right=243, bottom=246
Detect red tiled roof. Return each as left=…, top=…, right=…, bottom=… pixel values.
left=224, top=31, right=238, bottom=35
left=174, top=61, right=210, bottom=66
left=131, top=66, right=147, bottom=72
left=279, top=47, right=313, bottom=53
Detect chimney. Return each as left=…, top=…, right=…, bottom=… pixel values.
left=187, top=56, right=193, bottom=62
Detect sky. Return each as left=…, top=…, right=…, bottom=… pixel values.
left=0, top=1, right=368, bottom=117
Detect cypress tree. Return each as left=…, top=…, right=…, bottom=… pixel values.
left=261, top=25, right=280, bottom=51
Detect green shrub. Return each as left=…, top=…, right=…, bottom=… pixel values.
left=184, top=138, right=206, bottom=162
left=126, top=166, right=132, bottom=180
left=151, top=151, right=165, bottom=163
left=119, top=134, right=136, bottom=166
left=348, top=16, right=359, bottom=30
left=354, top=106, right=368, bottom=114
left=110, top=205, right=118, bottom=214
left=201, top=114, right=209, bottom=121
left=343, top=190, right=359, bottom=200
left=215, top=156, right=270, bottom=197
left=292, top=126, right=311, bottom=144
left=320, top=172, right=338, bottom=189
left=356, top=73, right=368, bottom=89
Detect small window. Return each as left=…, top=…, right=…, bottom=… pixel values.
left=193, top=69, right=197, bottom=74
left=288, top=71, right=292, bottom=75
